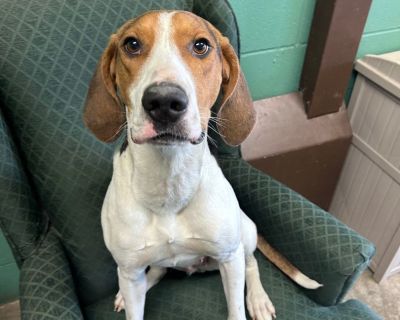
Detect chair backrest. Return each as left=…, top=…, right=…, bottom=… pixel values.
left=0, top=0, right=239, bottom=305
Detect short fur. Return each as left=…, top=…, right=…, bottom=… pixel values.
left=83, top=11, right=321, bottom=320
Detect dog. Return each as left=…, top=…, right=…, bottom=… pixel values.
left=83, top=10, right=321, bottom=320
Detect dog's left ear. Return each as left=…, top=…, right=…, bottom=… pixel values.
left=218, top=36, right=256, bottom=146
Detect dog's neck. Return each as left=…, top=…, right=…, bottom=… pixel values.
left=126, top=138, right=209, bottom=214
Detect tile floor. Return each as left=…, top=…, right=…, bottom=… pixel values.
left=0, top=269, right=398, bottom=319
left=346, top=269, right=400, bottom=320
left=0, top=300, right=19, bottom=320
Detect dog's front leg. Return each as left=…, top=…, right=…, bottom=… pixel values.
left=219, top=243, right=246, bottom=320
left=118, top=267, right=147, bottom=320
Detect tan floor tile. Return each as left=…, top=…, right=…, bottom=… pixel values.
left=0, top=301, right=20, bottom=320
left=346, top=269, right=400, bottom=319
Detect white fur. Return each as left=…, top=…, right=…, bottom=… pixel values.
left=102, top=12, right=275, bottom=320
left=127, top=12, right=201, bottom=143
left=293, top=272, right=323, bottom=290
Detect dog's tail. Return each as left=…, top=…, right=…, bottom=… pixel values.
left=257, top=235, right=323, bottom=290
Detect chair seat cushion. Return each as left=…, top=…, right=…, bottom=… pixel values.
left=84, top=252, right=380, bottom=320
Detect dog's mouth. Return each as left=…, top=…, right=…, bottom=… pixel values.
left=149, top=131, right=205, bottom=145
left=150, top=132, right=189, bottom=145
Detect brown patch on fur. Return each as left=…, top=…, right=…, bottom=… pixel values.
left=83, top=35, right=125, bottom=142
left=171, top=12, right=223, bottom=130
left=172, top=12, right=255, bottom=145
left=114, top=13, right=159, bottom=110
left=84, top=10, right=255, bottom=145
left=257, top=235, right=300, bottom=281
left=83, top=12, right=161, bottom=142
left=217, top=35, right=256, bottom=146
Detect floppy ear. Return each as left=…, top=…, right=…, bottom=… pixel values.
left=217, top=37, right=256, bottom=146
left=83, top=35, right=125, bottom=142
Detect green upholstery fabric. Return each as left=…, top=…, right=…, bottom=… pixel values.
left=0, top=0, right=380, bottom=319
left=218, top=157, right=376, bottom=306
left=0, top=0, right=239, bottom=305
left=84, top=252, right=381, bottom=320
left=17, top=222, right=381, bottom=320
left=0, top=110, right=44, bottom=267
left=19, top=229, right=83, bottom=320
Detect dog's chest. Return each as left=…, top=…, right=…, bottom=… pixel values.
left=104, top=195, right=240, bottom=268
left=102, top=146, right=241, bottom=269
left=103, top=188, right=240, bottom=269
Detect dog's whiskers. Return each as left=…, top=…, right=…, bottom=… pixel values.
left=105, top=122, right=128, bottom=143
left=207, top=122, right=226, bottom=140
left=207, top=134, right=218, bottom=147
left=208, top=116, right=228, bottom=128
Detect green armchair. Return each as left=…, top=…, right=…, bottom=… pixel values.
left=0, top=0, right=381, bottom=319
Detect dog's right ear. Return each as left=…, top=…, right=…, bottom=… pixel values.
left=83, top=35, right=125, bottom=142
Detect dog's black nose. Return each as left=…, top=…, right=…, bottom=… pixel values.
left=142, top=83, right=188, bottom=123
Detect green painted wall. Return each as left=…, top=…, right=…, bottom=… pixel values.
left=228, top=0, right=316, bottom=100
left=1, top=0, right=400, bottom=304
left=228, top=0, right=400, bottom=100
left=0, top=232, right=19, bottom=303
left=357, top=0, right=400, bottom=58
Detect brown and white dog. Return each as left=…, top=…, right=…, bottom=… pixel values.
left=83, top=10, right=321, bottom=320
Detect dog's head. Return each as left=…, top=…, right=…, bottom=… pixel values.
left=83, top=10, right=255, bottom=146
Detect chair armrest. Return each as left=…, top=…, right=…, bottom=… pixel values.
left=0, top=110, right=44, bottom=266
left=19, top=229, right=83, bottom=320
left=219, top=157, right=375, bottom=306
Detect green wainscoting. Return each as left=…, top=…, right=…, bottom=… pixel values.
left=1, top=0, right=400, bottom=304
left=229, top=0, right=400, bottom=100
left=359, top=0, right=400, bottom=57
left=228, top=0, right=316, bottom=100
left=0, top=232, right=19, bottom=304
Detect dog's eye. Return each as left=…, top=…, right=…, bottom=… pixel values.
left=124, top=37, right=141, bottom=55
left=193, top=38, right=210, bottom=56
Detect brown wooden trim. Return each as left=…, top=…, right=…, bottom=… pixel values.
left=247, top=138, right=351, bottom=210
left=242, top=93, right=352, bottom=210
left=300, top=0, right=372, bottom=118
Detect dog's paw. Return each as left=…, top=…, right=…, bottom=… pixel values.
left=114, top=291, right=125, bottom=312
left=246, top=289, right=276, bottom=320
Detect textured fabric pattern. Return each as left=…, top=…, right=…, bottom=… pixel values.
left=0, top=0, right=198, bottom=305
left=219, top=157, right=376, bottom=306
left=0, top=110, right=43, bottom=266
left=193, top=0, right=239, bottom=54
left=84, top=252, right=381, bottom=320
left=19, top=229, right=83, bottom=320
left=0, top=0, right=379, bottom=318
left=0, top=0, right=243, bottom=305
